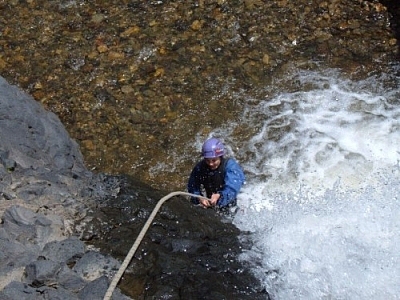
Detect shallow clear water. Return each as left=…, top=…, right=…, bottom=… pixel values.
left=199, top=66, right=400, bottom=299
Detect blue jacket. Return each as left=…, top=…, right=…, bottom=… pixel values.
left=187, top=157, right=245, bottom=207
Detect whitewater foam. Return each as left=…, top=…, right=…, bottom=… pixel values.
left=231, top=68, right=400, bottom=299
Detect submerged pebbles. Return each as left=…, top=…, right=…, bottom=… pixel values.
left=0, top=1, right=398, bottom=189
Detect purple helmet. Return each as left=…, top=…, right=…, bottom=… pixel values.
left=202, top=138, right=225, bottom=158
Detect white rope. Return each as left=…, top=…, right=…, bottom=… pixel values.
left=103, top=191, right=209, bottom=300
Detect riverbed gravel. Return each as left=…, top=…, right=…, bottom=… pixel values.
left=0, top=0, right=398, bottom=189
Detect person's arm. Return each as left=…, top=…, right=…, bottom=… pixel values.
left=218, top=159, right=245, bottom=207
left=187, top=162, right=202, bottom=204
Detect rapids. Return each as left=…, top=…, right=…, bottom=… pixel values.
left=1, top=1, right=399, bottom=299
left=221, top=67, right=400, bottom=299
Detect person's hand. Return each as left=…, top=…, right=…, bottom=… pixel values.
left=209, top=193, right=220, bottom=206
left=199, top=197, right=211, bottom=208
left=199, top=194, right=220, bottom=208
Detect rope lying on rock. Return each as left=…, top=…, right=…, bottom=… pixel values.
left=103, top=191, right=209, bottom=300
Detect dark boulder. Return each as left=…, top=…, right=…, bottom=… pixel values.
left=82, top=176, right=268, bottom=299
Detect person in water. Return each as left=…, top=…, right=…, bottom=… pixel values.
left=187, top=137, right=245, bottom=208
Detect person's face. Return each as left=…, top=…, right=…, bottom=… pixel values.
left=205, top=157, right=221, bottom=170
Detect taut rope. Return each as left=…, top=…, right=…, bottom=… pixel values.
left=103, top=191, right=208, bottom=300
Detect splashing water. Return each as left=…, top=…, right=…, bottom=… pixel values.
left=227, top=68, right=400, bottom=299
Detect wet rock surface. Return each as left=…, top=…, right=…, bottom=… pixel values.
left=0, top=0, right=398, bottom=189
left=81, top=175, right=267, bottom=299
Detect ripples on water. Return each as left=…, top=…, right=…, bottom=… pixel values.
left=200, top=66, right=400, bottom=299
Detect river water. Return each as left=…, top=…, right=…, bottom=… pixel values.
left=224, top=65, right=400, bottom=299
left=1, top=1, right=400, bottom=299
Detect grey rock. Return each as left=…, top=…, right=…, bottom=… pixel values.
left=78, top=276, right=108, bottom=300
left=24, top=259, right=62, bottom=286
left=0, top=76, right=87, bottom=175
left=0, top=281, right=37, bottom=300
left=0, top=238, right=37, bottom=273
left=39, top=286, right=80, bottom=300
left=2, top=206, right=53, bottom=248
left=42, top=237, right=85, bottom=263
left=57, top=265, right=87, bottom=293
left=73, top=251, right=120, bottom=281
left=0, top=150, right=16, bottom=171
left=0, top=77, right=131, bottom=298
left=3, top=205, right=51, bottom=226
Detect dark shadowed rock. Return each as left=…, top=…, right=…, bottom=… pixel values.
left=82, top=176, right=268, bottom=299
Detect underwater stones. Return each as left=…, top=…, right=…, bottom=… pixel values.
left=0, top=0, right=397, bottom=189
